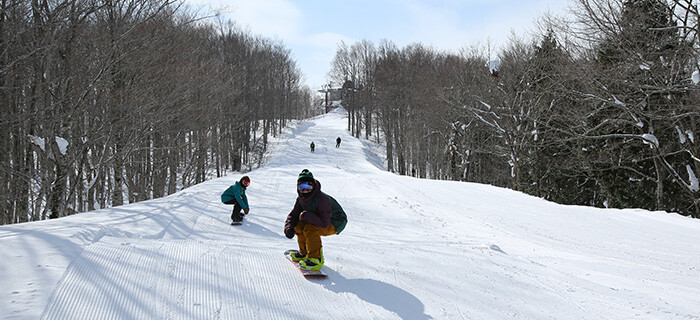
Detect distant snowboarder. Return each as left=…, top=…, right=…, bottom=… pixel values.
left=336, top=137, right=341, bottom=148
left=221, top=176, right=250, bottom=225
left=310, top=141, right=315, bottom=153
left=284, top=169, right=347, bottom=271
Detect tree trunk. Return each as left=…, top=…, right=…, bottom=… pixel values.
left=112, top=142, right=124, bottom=207
left=652, top=155, right=665, bottom=210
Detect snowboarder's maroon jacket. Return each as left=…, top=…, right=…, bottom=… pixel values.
left=284, top=179, right=347, bottom=234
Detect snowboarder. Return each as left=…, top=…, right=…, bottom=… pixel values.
left=284, top=169, right=347, bottom=270
left=336, top=137, right=341, bottom=148
left=221, top=176, right=250, bottom=225
left=310, top=141, right=315, bottom=153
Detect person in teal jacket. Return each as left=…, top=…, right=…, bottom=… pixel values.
left=221, top=176, right=250, bottom=224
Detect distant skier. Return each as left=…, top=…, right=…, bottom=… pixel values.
left=310, top=141, right=315, bottom=153
left=284, top=169, right=347, bottom=270
left=221, top=176, right=250, bottom=225
left=336, top=137, right=341, bottom=148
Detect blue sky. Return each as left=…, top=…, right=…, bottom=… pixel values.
left=185, top=0, right=570, bottom=91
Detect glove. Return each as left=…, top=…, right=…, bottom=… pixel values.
left=244, top=208, right=249, bottom=215
left=284, top=227, right=295, bottom=239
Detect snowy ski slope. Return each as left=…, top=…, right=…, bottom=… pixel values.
left=2, top=108, right=699, bottom=319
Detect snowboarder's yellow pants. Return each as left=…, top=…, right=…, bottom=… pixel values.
left=295, top=222, right=336, bottom=259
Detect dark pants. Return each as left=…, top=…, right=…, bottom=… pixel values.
left=226, top=200, right=244, bottom=222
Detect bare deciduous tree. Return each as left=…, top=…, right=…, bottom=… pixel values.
left=0, top=0, right=312, bottom=225
left=328, top=0, right=699, bottom=218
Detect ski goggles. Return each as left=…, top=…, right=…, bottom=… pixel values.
left=242, top=180, right=250, bottom=187
left=298, top=182, right=313, bottom=192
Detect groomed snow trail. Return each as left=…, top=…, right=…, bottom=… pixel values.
left=2, top=108, right=700, bottom=319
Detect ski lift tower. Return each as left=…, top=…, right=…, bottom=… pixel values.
left=317, top=83, right=332, bottom=113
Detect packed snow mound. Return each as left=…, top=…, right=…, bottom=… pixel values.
left=2, top=109, right=699, bottom=319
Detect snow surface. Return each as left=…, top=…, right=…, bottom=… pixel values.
left=2, top=108, right=700, bottom=319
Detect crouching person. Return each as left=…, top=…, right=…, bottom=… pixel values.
left=284, top=169, right=347, bottom=270
left=221, top=176, right=250, bottom=225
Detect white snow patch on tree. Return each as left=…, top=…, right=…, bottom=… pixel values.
left=27, top=135, right=45, bottom=151
left=487, top=59, right=500, bottom=74
left=676, top=126, right=687, bottom=144
left=479, top=100, right=492, bottom=110
left=55, top=137, right=69, bottom=155
left=687, top=165, right=699, bottom=192
left=692, top=70, right=700, bottom=84
left=641, top=134, right=658, bottom=148
left=613, top=95, right=625, bottom=106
